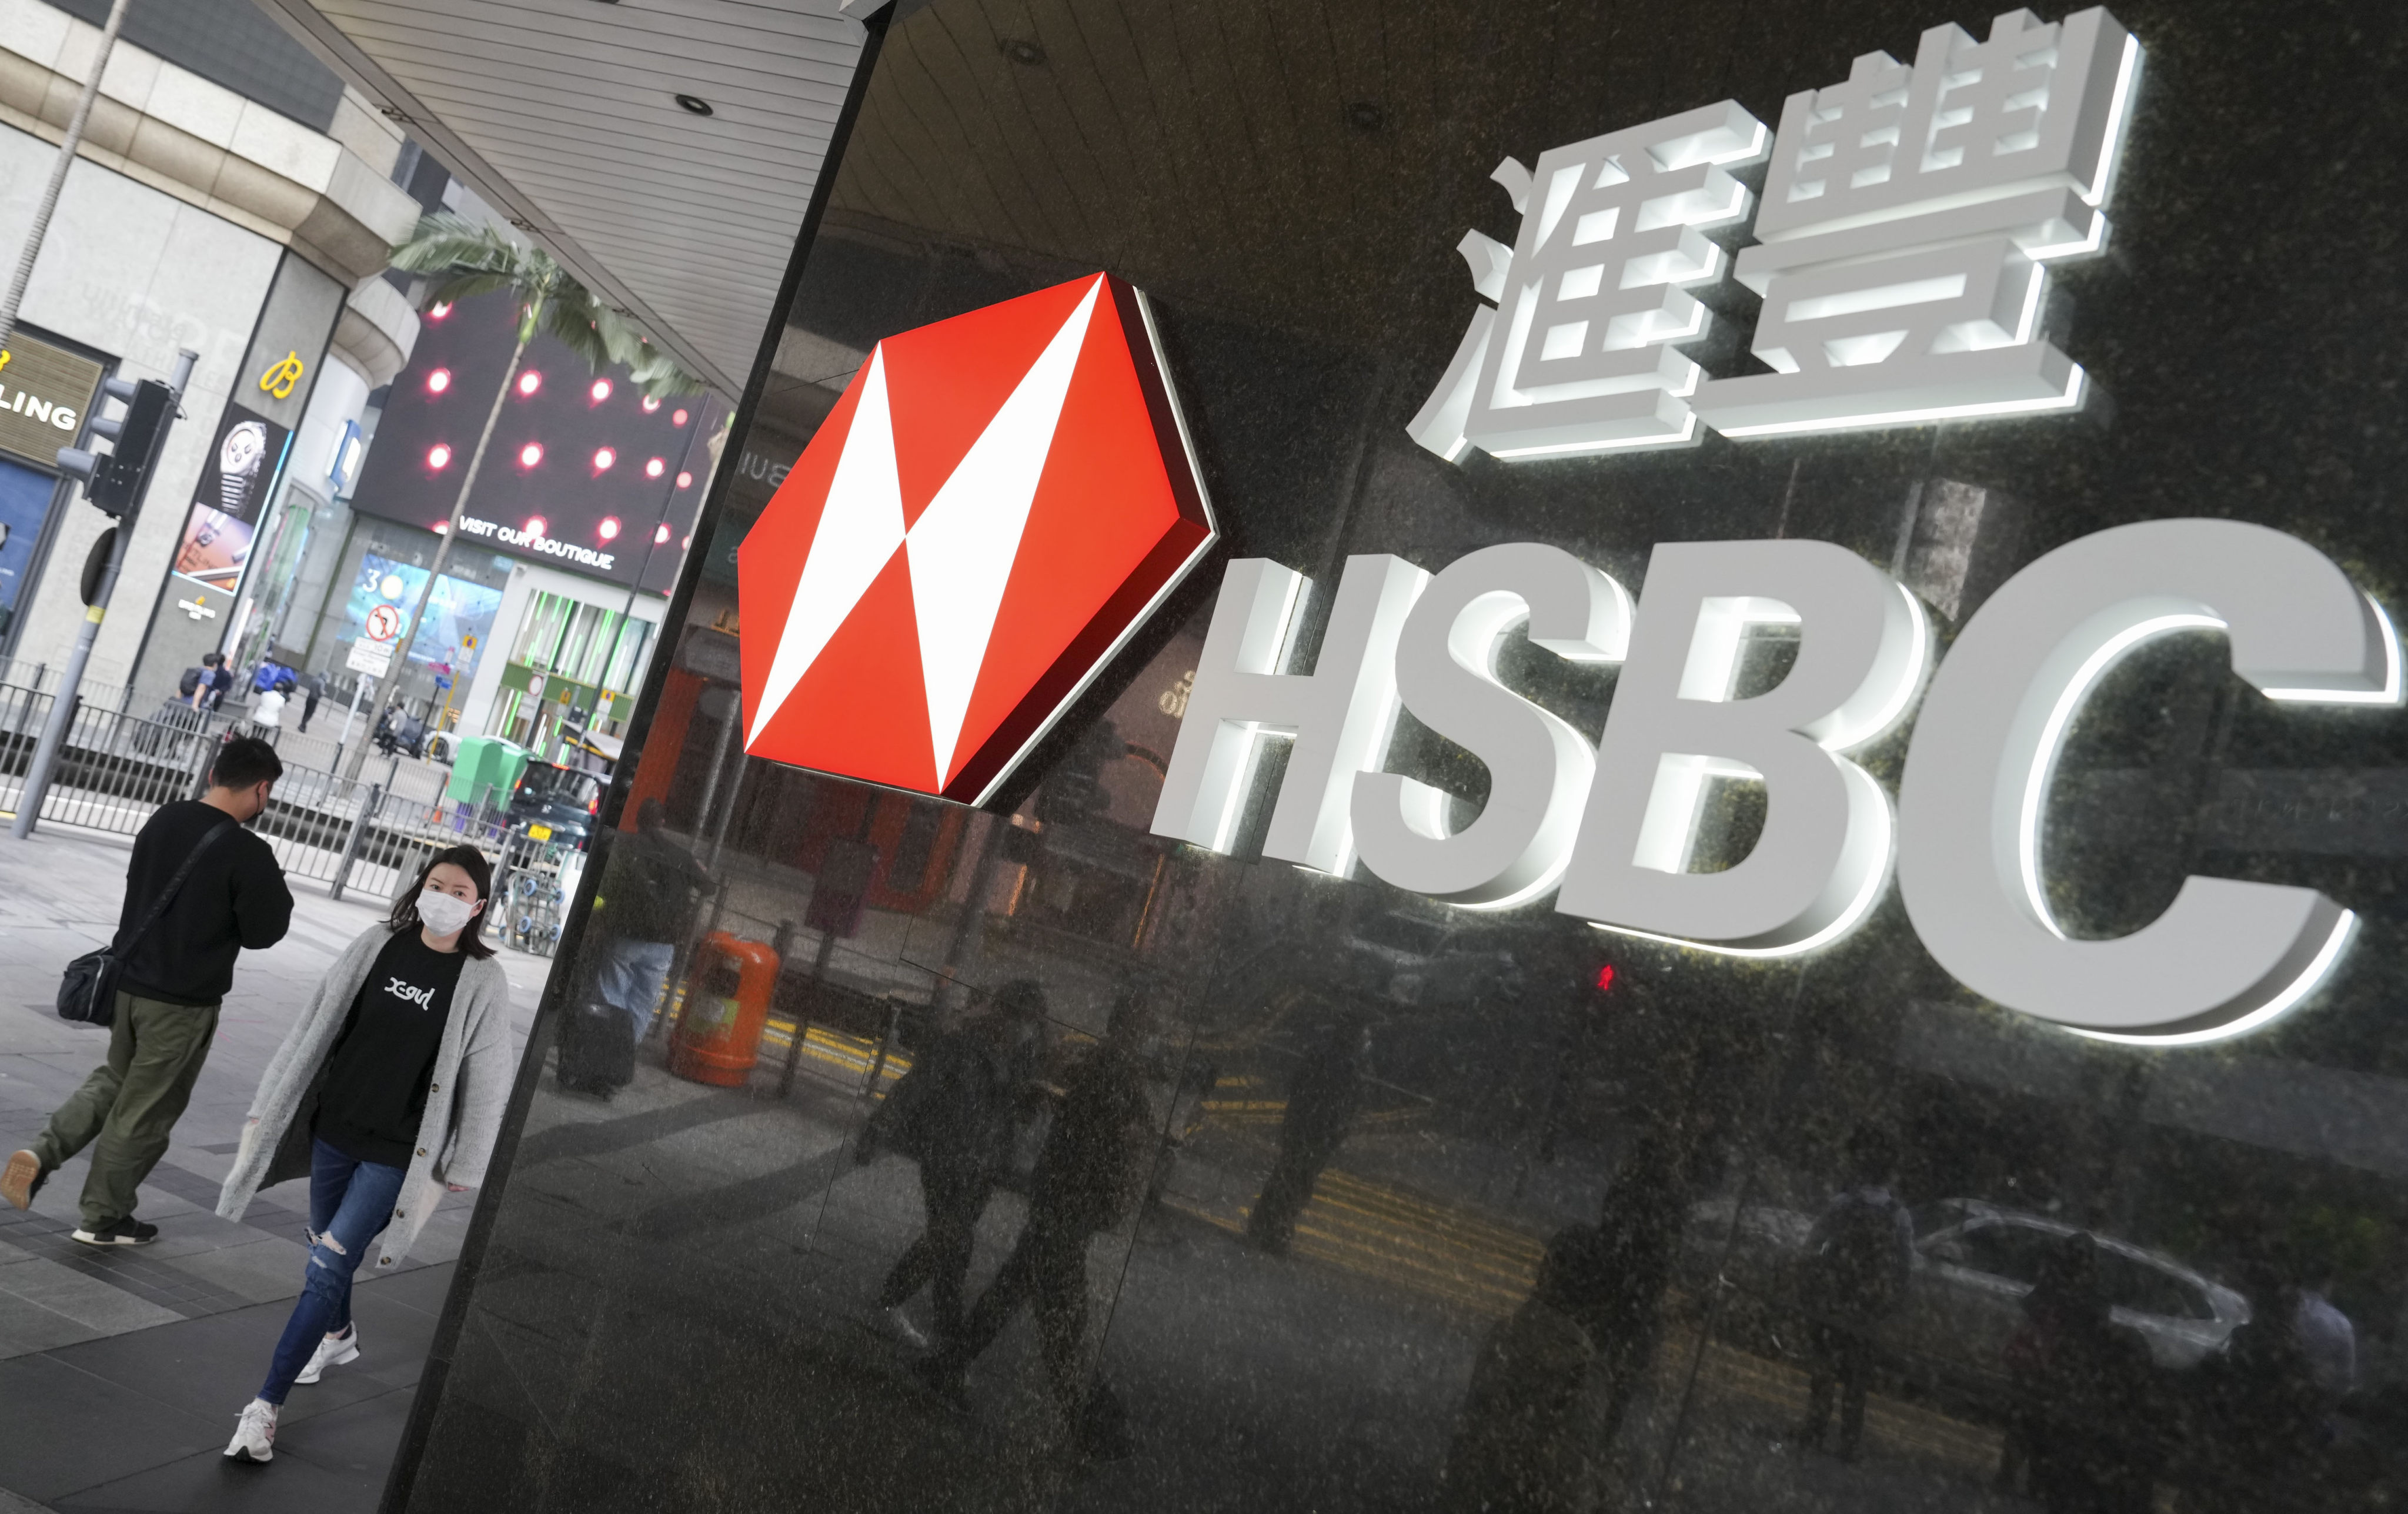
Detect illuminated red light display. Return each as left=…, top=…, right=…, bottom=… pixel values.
left=1595, top=964, right=1616, bottom=992
left=525, top=516, right=547, bottom=539
left=352, top=290, right=724, bottom=590
left=676, top=470, right=693, bottom=489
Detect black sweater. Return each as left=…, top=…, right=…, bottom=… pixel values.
left=115, top=800, right=293, bottom=1005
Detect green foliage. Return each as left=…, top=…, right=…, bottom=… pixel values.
left=388, top=213, right=706, bottom=399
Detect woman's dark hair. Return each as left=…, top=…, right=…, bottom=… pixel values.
left=391, top=844, right=496, bottom=958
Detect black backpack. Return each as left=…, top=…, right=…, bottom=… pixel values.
left=178, top=666, right=205, bottom=698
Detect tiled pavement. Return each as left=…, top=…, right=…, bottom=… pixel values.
left=0, top=821, right=551, bottom=1511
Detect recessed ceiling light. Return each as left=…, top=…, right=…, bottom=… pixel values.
left=676, top=94, right=713, bottom=116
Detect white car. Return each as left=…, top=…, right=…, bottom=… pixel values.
left=1897, top=1199, right=2250, bottom=1375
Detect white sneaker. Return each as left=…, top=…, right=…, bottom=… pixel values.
left=884, top=1305, right=932, bottom=1349
left=296, top=1324, right=359, bottom=1385
left=224, top=1398, right=278, bottom=1463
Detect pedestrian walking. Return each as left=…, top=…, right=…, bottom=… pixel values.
left=253, top=677, right=293, bottom=731
left=296, top=671, right=324, bottom=733
left=216, top=845, right=515, bottom=1465
left=2, top=738, right=292, bottom=1244
left=2009, top=1233, right=2163, bottom=1513
left=1244, top=1004, right=1372, bottom=1254
left=864, top=979, right=1048, bottom=1345
left=1793, top=1125, right=1915, bottom=1462
left=916, top=990, right=1161, bottom=1460
left=560, top=797, right=709, bottom=1095
left=192, top=651, right=233, bottom=710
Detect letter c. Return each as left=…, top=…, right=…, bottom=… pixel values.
left=1897, top=519, right=2396, bottom=1042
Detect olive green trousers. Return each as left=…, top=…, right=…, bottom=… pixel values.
left=32, top=991, right=220, bottom=1229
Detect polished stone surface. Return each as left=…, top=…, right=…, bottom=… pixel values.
left=398, top=2, right=2408, bottom=1510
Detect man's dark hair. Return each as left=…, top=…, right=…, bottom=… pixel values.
left=201, top=652, right=223, bottom=667
left=209, top=736, right=283, bottom=792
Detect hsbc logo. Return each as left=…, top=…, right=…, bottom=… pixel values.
left=740, top=274, right=1217, bottom=803
left=1150, top=523, right=2399, bottom=1047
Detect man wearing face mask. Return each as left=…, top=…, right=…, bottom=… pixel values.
left=2, top=738, right=293, bottom=1245
left=216, top=845, right=516, bottom=1465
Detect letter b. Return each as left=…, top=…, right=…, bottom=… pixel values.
left=1557, top=539, right=1928, bottom=952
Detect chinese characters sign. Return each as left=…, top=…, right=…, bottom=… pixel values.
left=1411, top=6, right=2142, bottom=461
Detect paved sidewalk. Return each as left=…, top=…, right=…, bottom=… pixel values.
left=0, top=822, right=550, bottom=1511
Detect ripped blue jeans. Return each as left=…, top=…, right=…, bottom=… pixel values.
left=259, top=1138, right=406, bottom=1405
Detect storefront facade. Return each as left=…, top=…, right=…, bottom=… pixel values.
left=389, top=4, right=2408, bottom=1512
left=0, top=2, right=420, bottom=703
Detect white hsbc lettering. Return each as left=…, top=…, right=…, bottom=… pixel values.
left=385, top=976, right=436, bottom=1012
left=1150, top=520, right=2400, bottom=1046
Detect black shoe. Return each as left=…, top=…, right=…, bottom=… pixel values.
left=72, top=1218, right=159, bottom=1246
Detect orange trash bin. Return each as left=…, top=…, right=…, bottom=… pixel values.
left=668, top=933, right=781, bottom=1087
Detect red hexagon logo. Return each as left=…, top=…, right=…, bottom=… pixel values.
left=738, top=273, right=1217, bottom=803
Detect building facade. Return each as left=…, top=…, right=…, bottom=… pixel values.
left=378, top=3, right=2408, bottom=1512
left=0, top=0, right=419, bottom=705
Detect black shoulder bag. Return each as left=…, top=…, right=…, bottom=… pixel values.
left=56, top=816, right=238, bottom=1027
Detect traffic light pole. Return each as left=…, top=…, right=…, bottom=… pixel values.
left=12, top=348, right=196, bottom=839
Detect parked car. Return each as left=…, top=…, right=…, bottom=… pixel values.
left=508, top=761, right=602, bottom=849
left=1679, top=1195, right=2249, bottom=1403
left=1340, top=911, right=1524, bottom=1006
left=1897, top=1199, right=2249, bottom=1375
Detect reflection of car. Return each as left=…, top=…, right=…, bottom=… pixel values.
left=1680, top=1195, right=2248, bottom=1399
left=1340, top=913, right=1522, bottom=1005
left=508, top=761, right=602, bottom=849
left=1901, top=1200, right=2249, bottom=1374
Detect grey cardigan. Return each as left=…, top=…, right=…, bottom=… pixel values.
left=218, top=923, right=515, bottom=1271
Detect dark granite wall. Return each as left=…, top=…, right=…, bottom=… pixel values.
left=388, top=3, right=2408, bottom=1510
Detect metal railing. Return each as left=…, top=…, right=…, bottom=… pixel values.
left=0, top=683, right=582, bottom=943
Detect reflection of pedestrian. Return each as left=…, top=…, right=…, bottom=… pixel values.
left=2292, top=1275, right=2356, bottom=1402
left=1794, top=1126, right=1913, bottom=1462
left=866, top=980, right=1047, bottom=1345
left=2190, top=1263, right=2326, bottom=1513
left=562, top=799, right=708, bottom=1096
left=1244, top=1007, right=1372, bottom=1254
left=1442, top=1137, right=1686, bottom=1513
left=918, top=992, right=1160, bottom=1460
left=2010, top=1233, right=2160, bottom=1513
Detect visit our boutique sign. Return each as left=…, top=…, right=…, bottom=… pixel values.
left=740, top=8, right=2398, bottom=1049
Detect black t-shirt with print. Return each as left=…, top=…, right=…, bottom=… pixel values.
left=316, top=930, right=466, bottom=1167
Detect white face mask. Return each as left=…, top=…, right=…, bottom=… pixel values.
left=417, top=889, right=479, bottom=938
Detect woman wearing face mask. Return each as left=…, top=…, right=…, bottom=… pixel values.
left=215, top=845, right=514, bottom=1464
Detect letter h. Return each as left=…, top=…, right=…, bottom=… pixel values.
left=1152, top=556, right=1428, bottom=873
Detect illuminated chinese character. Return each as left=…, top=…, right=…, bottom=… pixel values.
left=1691, top=7, right=2142, bottom=438
left=1410, top=101, right=1769, bottom=463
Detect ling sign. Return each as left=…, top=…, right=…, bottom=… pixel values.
left=1148, top=524, right=2398, bottom=1048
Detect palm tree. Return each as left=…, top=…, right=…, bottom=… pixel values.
left=345, top=214, right=704, bottom=778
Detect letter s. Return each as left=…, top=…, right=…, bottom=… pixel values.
left=1351, top=543, right=1631, bottom=907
